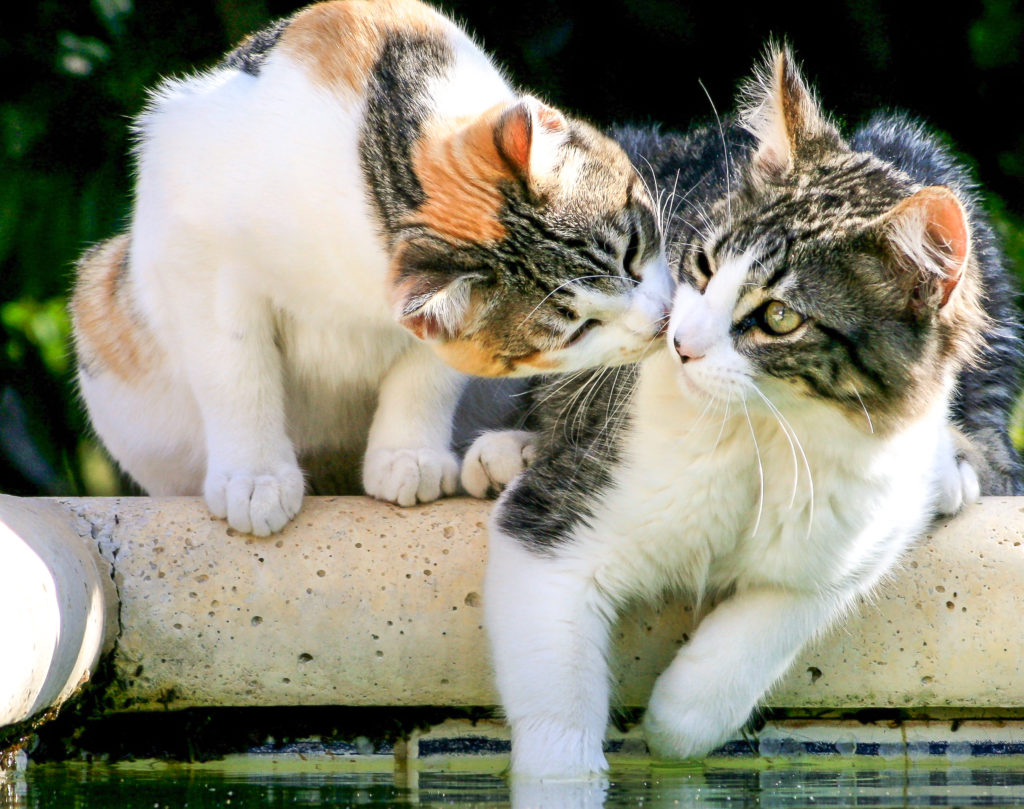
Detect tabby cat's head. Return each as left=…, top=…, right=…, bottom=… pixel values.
left=390, top=97, right=672, bottom=377
left=668, top=48, right=986, bottom=432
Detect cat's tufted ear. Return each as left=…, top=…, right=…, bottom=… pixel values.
left=493, top=96, right=569, bottom=183
left=882, top=185, right=970, bottom=310
left=740, top=46, right=841, bottom=177
left=390, top=238, right=484, bottom=342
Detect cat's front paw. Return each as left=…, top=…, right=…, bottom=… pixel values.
left=461, top=430, right=537, bottom=498
left=363, top=447, right=459, bottom=506
left=642, top=680, right=746, bottom=760
left=934, top=452, right=981, bottom=516
left=204, top=463, right=305, bottom=536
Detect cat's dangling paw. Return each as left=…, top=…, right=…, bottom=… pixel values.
left=934, top=451, right=981, bottom=517
left=461, top=430, right=537, bottom=498
left=204, top=463, right=305, bottom=536
left=363, top=447, right=459, bottom=506
left=642, top=678, right=744, bottom=761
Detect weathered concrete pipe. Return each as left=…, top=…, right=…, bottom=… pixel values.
left=5, top=495, right=1024, bottom=722
left=0, top=495, right=117, bottom=727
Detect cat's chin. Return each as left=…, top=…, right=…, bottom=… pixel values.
left=673, top=365, right=744, bottom=405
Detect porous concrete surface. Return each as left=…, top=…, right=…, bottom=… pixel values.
left=37, top=495, right=1024, bottom=712
left=0, top=495, right=116, bottom=726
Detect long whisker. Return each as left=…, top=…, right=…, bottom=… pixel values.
left=750, top=383, right=799, bottom=507
left=854, top=390, right=875, bottom=434
left=742, top=398, right=764, bottom=539
left=698, top=79, right=732, bottom=230
left=710, top=399, right=733, bottom=456
left=752, top=385, right=815, bottom=539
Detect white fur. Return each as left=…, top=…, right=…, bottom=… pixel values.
left=81, top=16, right=513, bottom=534
left=486, top=252, right=965, bottom=779
left=461, top=429, right=536, bottom=497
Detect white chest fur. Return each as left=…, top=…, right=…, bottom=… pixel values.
left=570, top=350, right=944, bottom=603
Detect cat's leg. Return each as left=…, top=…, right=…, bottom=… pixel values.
left=643, top=587, right=841, bottom=759
left=461, top=430, right=537, bottom=498
left=77, top=365, right=206, bottom=496
left=486, top=526, right=613, bottom=779
left=178, top=288, right=304, bottom=536
left=363, top=342, right=465, bottom=505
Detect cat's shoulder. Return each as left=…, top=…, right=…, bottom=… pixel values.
left=221, top=0, right=457, bottom=95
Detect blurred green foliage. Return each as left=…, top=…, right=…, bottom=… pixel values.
left=2, top=0, right=1023, bottom=496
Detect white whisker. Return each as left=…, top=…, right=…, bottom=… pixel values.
left=752, top=385, right=815, bottom=539
left=742, top=398, right=765, bottom=539
left=854, top=390, right=874, bottom=434
left=517, top=274, right=638, bottom=331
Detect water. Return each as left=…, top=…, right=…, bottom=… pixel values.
left=7, top=761, right=1024, bottom=808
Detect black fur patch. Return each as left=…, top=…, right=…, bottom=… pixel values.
left=359, top=32, right=453, bottom=241
left=222, top=17, right=290, bottom=76
left=496, top=366, right=638, bottom=553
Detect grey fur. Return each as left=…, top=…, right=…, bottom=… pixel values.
left=222, top=17, right=291, bottom=76
left=499, top=84, right=1022, bottom=554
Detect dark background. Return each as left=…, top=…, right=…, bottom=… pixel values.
left=3, top=0, right=1022, bottom=495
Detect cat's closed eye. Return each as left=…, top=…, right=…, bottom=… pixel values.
left=690, top=247, right=714, bottom=290
left=622, top=227, right=642, bottom=280
left=565, top=318, right=603, bottom=345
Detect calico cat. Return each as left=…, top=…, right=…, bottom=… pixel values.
left=477, top=49, right=1020, bottom=779
left=70, top=0, right=671, bottom=535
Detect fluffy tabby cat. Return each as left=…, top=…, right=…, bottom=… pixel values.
left=474, top=49, right=1022, bottom=779
left=70, top=0, right=671, bottom=535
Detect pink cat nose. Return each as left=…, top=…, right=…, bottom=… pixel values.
left=673, top=336, right=705, bottom=364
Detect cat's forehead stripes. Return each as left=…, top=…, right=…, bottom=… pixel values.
left=734, top=153, right=912, bottom=244
left=71, top=234, right=160, bottom=383
left=279, top=0, right=443, bottom=98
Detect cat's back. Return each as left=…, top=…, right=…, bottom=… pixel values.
left=142, top=0, right=505, bottom=135
left=852, top=113, right=1024, bottom=494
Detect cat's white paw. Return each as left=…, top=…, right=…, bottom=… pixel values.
left=642, top=678, right=746, bottom=760
left=461, top=430, right=537, bottom=498
left=363, top=447, right=459, bottom=506
left=934, top=454, right=981, bottom=516
left=204, top=463, right=305, bottom=536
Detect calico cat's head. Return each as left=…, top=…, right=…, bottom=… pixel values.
left=668, top=48, right=986, bottom=432
left=390, top=97, right=672, bottom=377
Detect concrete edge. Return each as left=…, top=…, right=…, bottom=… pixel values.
left=1, top=494, right=1023, bottom=732
left=0, top=495, right=117, bottom=729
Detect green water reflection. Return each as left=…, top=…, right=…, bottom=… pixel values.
left=7, top=762, right=1024, bottom=807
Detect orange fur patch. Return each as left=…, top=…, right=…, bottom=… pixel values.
left=279, top=0, right=442, bottom=97
left=71, top=235, right=160, bottom=382
left=512, top=351, right=560, bottom=372
left=433, top=337, right=512, bottom=377
left=409, top=106, right=513, bottom=243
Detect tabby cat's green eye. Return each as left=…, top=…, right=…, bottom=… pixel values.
left=762, top=301, right=804, bottom=335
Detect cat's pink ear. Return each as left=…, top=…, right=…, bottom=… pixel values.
left=884, top=185, right=970, bottom=309
left=393, top=275, right=476, bottom=341
left=741, top=46, right=840, bottom=177
left=391, top=239, right=483, bottom=341
left=494, top=96, right=568, bottom=181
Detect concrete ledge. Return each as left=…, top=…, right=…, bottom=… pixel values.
left=3, top=495, right=1024, bottom=723
left=0, top=495, right=117, bottom=727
